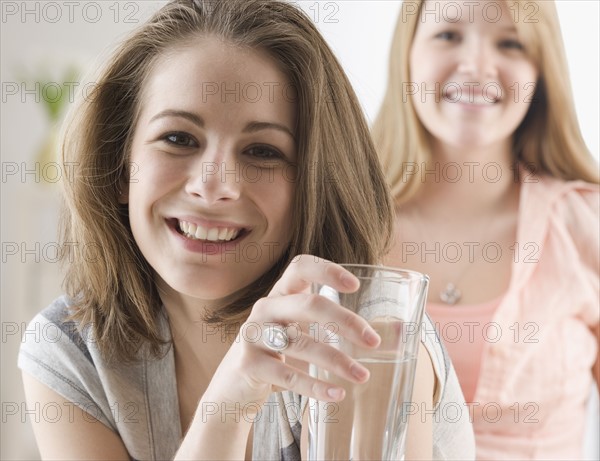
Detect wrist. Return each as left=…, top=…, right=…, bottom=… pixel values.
left=194, top=399, right=256, bottom=429
left=175, top=399, right=253, bottom=460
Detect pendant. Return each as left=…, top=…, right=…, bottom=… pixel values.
left=440, top=282, right=461, bottom=305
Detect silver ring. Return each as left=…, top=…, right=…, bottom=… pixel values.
left=263, top=324, right=289, bottom=353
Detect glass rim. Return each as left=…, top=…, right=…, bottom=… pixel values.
left=338, top=263, right=429, bottom=282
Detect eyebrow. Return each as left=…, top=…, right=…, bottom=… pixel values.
left=149, top=109, right=204, bottom=127
left=243, top=121, right=295, bottom=140
left=149, top=109, right=295, bottom=140
left=439, top=16, right=519, bottom=33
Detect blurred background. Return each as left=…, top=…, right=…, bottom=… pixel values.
left=1, top=1, right=598, bottom=459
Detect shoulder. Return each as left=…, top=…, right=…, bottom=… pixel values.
left=420, top=313, right=476, bottom=460
left=523, top=175, right=599, bottom=252
left=525, top=177, right=599, bottom=324
left=420, top=313, right=448, bottom=407
left=554, top=179, right=599, bottom=224
left=18, top=296, right=116, bottom=429
left=531, top=175, right=599, bottom=217
left=19, top=295, right=95, bottom=365
left=420, top=313, right=469, bottom=412
left=543, top=178, right=599, bottom=249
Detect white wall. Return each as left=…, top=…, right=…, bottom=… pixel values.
left=1, top=1, right=598, bottom=460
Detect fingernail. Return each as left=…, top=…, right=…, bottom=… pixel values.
left=351, top=363, right=369, bottom=381
left=363, top=328, right=381, bottom=346
left=341, top=272, right=358, bottom=289
left=327, top=387, right=345, bottom=400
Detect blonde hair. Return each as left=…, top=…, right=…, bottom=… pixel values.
left=60, top=0, right=393, bottom=362
left=372, top=0, right=599, bottom=204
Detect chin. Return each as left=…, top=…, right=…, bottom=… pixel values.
left=164, top=269, right=257, bottom=301
left=172, top=280, right=241, bottom=301
left=444, top=132, right=492, bottom=150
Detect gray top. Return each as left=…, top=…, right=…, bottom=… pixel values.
left=18, top=296, right=474, bottom=460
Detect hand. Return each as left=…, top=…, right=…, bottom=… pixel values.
left=204, top=255, right=381, bottom=411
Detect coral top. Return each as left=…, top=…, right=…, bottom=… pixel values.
left=428, top=296, right=503, bottom=403
left=427, top=175, right=599, bottom=460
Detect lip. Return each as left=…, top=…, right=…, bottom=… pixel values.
left=443, top=93, right=499, bottom=112
left=453, top=101, right=498, bottom=112
left=175, top=215, right=248, bottom=229
left=444, top=86, right=501, bottom=108
left=166, top=217, right=251, bottom=255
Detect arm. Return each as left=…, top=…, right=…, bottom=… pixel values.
left=565, top=187, right=600, bottom=389
left=23, top=256, right=380, bottom=460
left=404, top=342, right=434, bottom=461
left=22, top=372, right=131, bottom=461
left=23, top=258, right=378, bottom=460
left=24, top=366, right=254, bottom=461
left=175, top=256, right=379, bottom=460
left=593, top=322, right=600, bottom=389
left=174, top=402, right=252, bottom=460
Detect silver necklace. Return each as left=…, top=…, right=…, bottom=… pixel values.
left=440, top=282, right=462, bottom=305
left=405, top=207, right=496, bottom=306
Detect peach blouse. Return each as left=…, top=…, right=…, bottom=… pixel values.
left=428, top=175, right=599, bottom=460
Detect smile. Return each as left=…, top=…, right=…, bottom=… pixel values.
left=177, top=219, right=244, bottom=242
left=445, top=88, right=500, bottom=106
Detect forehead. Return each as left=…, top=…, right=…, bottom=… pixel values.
left=419, top=0, right=518, bottom=29
left=139, top=37, right=295, bottom=115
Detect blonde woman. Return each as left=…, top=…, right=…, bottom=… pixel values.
left=19, top=1, right=474, bottom=459
left=374, top=0, right=599, bottom=459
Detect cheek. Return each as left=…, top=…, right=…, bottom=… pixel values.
left=504, top=67, right=538, bottom=111
left=410, top=46, right=445, bottom=80
left=409, top=52, right=423, bottom=82
left=130, top=153, right=185, bottom=193
left=521, top=60, right=538, bottom=82
left=260, top=173, right=295, bottom=232
left=504, top=61, right=538, bottom=91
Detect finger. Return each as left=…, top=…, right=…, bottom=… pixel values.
left=251, top=294, right=381, bottom=348
left=269, top=255, right=360, bottom=298
left=256, top=358, right=347, bottom=402
left=275, top=331, right=370, bottom=384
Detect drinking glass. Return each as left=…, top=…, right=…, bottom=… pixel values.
left=308, top=264, right=429, bottom=461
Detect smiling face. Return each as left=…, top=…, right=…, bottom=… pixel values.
left=409, top=0, right=538, bottom=154
left=126, top=37, right=297, bottom=302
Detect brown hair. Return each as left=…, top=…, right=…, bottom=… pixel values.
left=372, top=0, right=599, bottom=204
left=60, top=0, right=394, bottom=362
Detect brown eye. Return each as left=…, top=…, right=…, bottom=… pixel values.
left=245, top=145, right=283, bottom=160
left=164, top=132, right=197, bottom=147
left=436, top=31, right=460, bottom=42
left=499, top=39, right=524, bottom=50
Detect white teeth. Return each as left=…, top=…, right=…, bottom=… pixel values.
left=177, top=220, right=241, bottom=242
left=195, top=226, right=207, bottom=240
left=446, top=93, right=497, bottom=105
left=461, top=96, right=495, bottom=105
left=207, top=228, right=219, bottom=240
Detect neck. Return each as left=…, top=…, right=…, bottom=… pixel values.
left=156, top=281, right=235, bottom=371
left=412, top=139, right=519, bottom=218
left=156, top=279, right=237, bottom=346
left=157, top=278, right=228, bottom=324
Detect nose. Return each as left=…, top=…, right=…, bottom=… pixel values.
left=456, top=37, right=498, bottom=79
left=185, top=147, right=241, bottom=204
